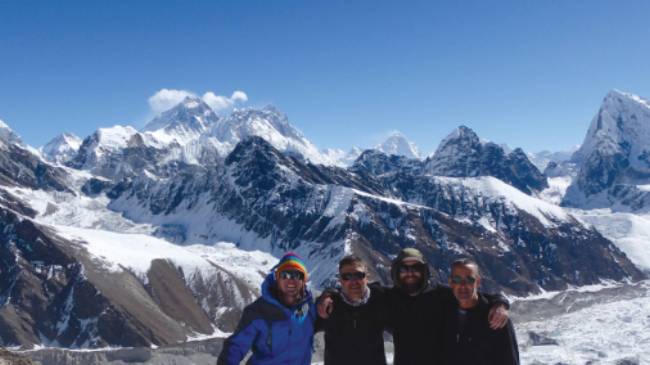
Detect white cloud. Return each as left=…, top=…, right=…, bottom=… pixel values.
left=148, top=89, right=249, bottom=115
left=201, top=92, right=231, bottom=111
left=231, top=90, right=248, bottom=103
left=148, top=89, right=196, bottom=114
left=202, top=90, right=249, bottom=112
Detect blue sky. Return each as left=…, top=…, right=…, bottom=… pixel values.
left=1, top=0, right=649, bottom=154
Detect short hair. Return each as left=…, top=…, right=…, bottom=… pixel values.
left=338, top=255, right=366, bottom=271
left=451, top=258, right=480, bottom=277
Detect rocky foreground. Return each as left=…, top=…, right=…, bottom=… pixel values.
left=0, top=348, right=33, bottom=365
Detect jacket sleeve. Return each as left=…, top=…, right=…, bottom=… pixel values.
left=494, top=320, right=520, bottom=365
left=482, top=291, right=510, bottom=309
left=217, top=306, right=261, bottom=365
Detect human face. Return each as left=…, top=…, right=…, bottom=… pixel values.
left=276, top=270, right=305, bottom=305
left=398, top=260, right=424, bottom=292
left=339, top=263, right=368, bottom=302
left=449, top=264, right=481, bottom=309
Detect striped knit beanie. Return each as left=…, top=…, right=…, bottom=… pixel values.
left=274, top=252, right=309, bottom=281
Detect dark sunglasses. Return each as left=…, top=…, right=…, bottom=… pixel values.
left=399, top=264, right=423, bottom=274
left=339, top=272, right=367, bottom=281
left=279, top=270, right=305, bottom=281
left=450, top=275, right=477, bottom=285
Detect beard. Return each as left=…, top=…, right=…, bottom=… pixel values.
left=400, top=278, right=424, bottom=295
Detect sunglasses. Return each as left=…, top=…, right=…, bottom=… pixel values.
left=399, top=264, right=423, bottom=274
left=278, top=270, right=305, bottom=281
left=339, top=272, right=367, bottom=281
left=450, top=275, right=477, bottom=285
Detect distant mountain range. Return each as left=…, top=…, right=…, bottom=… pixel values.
left=0, top=90, right=648, bottom=350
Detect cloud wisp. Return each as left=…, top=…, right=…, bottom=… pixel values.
left=148, top=88, right=248, bottom=114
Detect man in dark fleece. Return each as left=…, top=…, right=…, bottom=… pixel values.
left=441, top=258, right=519, bottom=365
left=318, top=255, right=389, bottom=365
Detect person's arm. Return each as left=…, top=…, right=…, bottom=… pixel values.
left=482, top=291, right=510, bottom=330
left=216, top=306, right=261, bottom=365
left=436, top=285, right=510, bottom=329
left=316, top=288, right=340, bottom=319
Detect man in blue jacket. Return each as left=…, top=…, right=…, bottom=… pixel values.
left=217, top=252, right=317, bottom=365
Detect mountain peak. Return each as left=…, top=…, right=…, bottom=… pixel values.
left=215, top=105, right=326, bottom=165
left=376, top=131, right=420, bottom=159
left=432, top=125, right=481, bottom=158
left=572, top=90, right=650, bottom=165
left=564, top=90, right=650, bottom=206
left=0, top=119, right=23, bottom=146
left=605, top=89, right=650, bottom=109
left=425, top=125, right=546, bottom=193
left=143, top=97, right=218, bottom=134
left=41, top=133, right=83, bottom=164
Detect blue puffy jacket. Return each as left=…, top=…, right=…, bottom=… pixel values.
left=217, top=273, right=317, bottom=365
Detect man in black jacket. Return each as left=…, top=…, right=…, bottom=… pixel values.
left=318, top=255, right=389, bottom=365
left=442, top=258, right=519, bottom=365
left=386, top=248, right=510, bottom=365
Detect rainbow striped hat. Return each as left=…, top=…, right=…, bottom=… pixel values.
left=274, top=252, right=308, bottom=281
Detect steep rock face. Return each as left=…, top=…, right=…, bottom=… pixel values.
left=69, top=128, right=181, bottom=180
left=0, top=202, right=258, bottom=349
left=0, top=120, right=22, bottom=146
left=351, top=150, right=423, bottom=177
left=68, top=126, right=138, bottom=172
left=354, top=151, right=643, bottom=292
left=424, top=126, right=548, bottom=194
left=564, top=90, right=650, bottom=211
left=0, top=136, right=71, bottom=193
left=106, top=138, right=644, bottom=295
left=0, top=207, right=188, bottom=348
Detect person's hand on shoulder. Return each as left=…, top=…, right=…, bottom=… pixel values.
left=316, top=290, right=336, bottom=319
left=488, top=304, right=509, bottom=329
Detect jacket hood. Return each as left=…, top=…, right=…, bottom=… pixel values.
left=390, top=248, right=431, bottom=293
left=261, top=272, right=313, bottom=322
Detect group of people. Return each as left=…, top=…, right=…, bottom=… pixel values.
left=217, top=249, right=519, bottom=365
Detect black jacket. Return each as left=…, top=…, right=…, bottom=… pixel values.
left=385, top=283, right=446, bottom=365
left=318, top=283, right=389, bottom=365
left=441, top=294, right=519, bottom=365
left=386, top=283, right=509, bottom=365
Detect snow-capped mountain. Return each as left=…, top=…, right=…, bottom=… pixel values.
left=212, top=105, right=327, bottom=164
left=104, top=137, right=642, bottom=295
left=321, top=147, right=363, bottom=167
left=563, top=90, right=650, bottom=211
left=40, top=133, right=83, bottom=164
left=423, top=126, right=548, bottom=194
left=0, top=123, right=70, bottom=192
left=143, top=97, right=218, bottom=136
left=0, top=119, right=22, bottom=147
left=68, top=102, right=334, bottom=179
left=1, top=90, right=650, bottom=355
left=376, top=131, right=420, bottom=159
left=69, top=125, right=138, bottom=170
